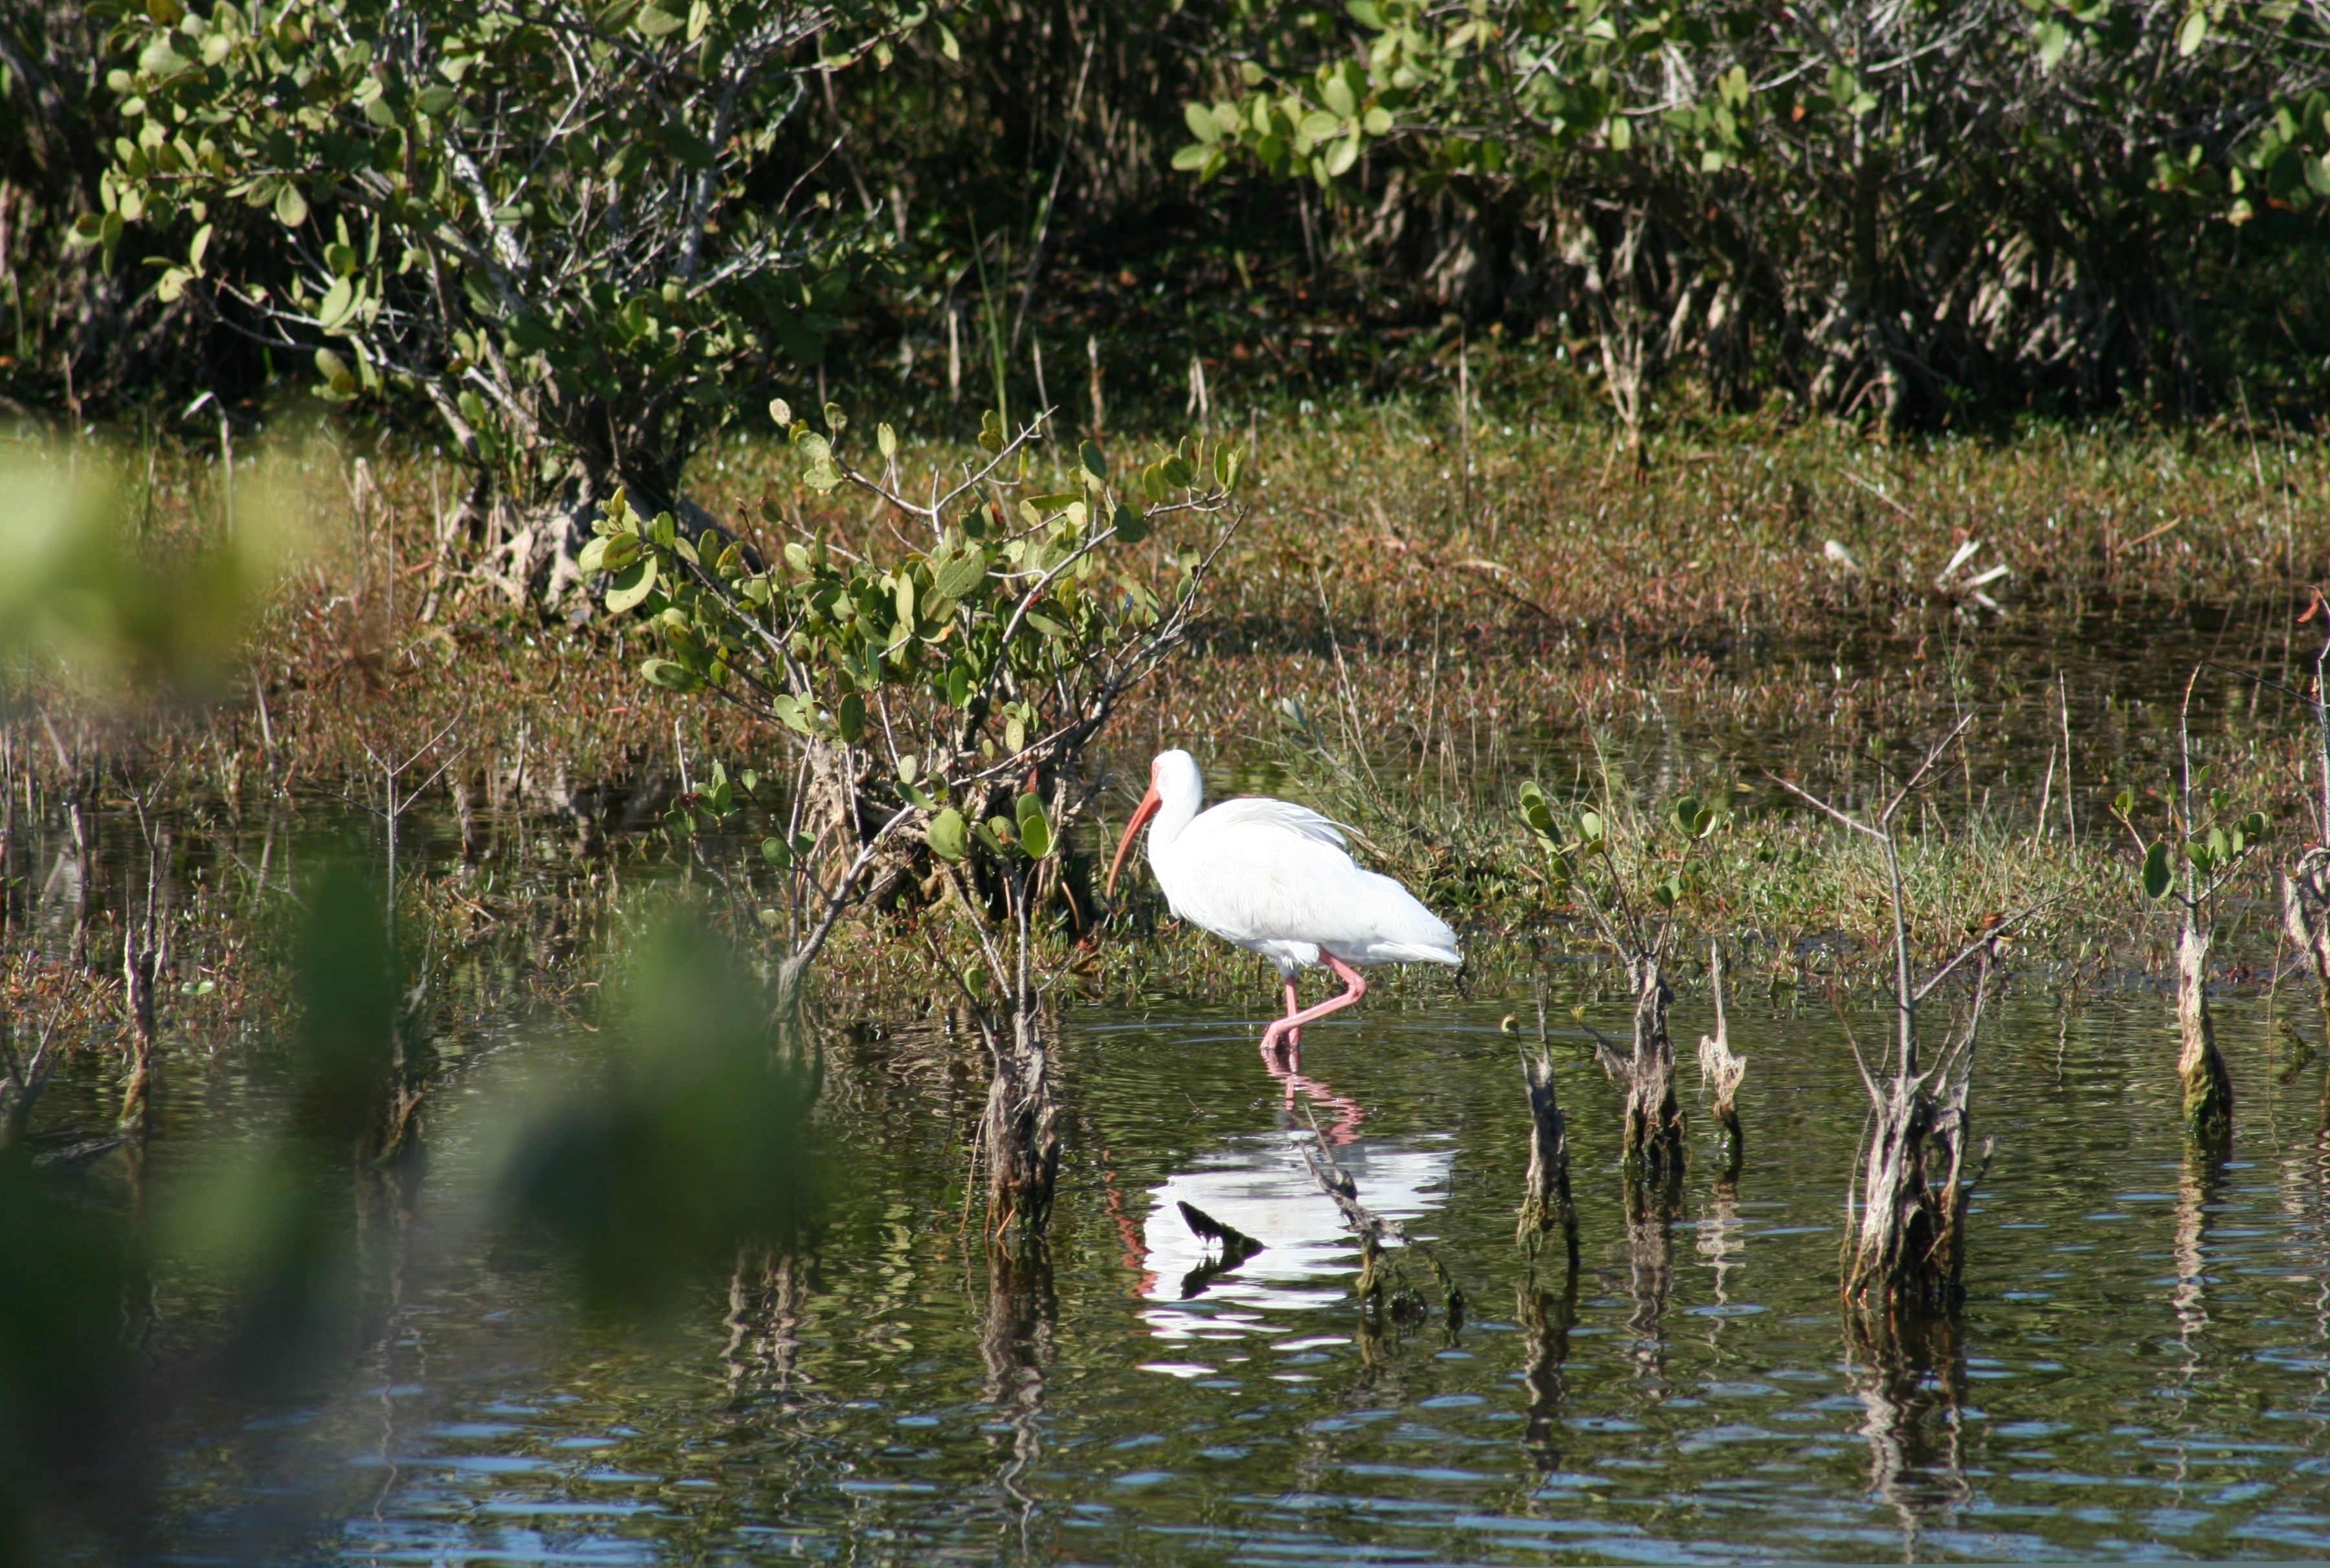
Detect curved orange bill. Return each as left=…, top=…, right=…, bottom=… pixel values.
left=1106, top=784, right=1163, bottom=898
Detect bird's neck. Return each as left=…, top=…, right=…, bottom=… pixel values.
left=1147, top=785, right=1202, bottom=859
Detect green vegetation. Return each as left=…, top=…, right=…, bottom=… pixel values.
left=6, top=6, right=2330, bottom=1553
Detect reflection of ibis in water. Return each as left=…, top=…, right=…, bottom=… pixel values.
left=1136, top=1131, right=1454, bottom=1331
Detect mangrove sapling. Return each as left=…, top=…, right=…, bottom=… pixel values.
left=925, top=790, right=1066, bottom=1239
left=1519, top=777, right=1727, bottom=1186
left=1696, top=943, right=1748, bottom=1179
left=1771, top=719, right=2028, bottom=1320
left=584, top=405, right=1243, bottom=1013
left=2109, top=674, right=2268, bottom=1148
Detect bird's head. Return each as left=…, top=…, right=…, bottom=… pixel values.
left=1107, top=750, right=1200, bottom=898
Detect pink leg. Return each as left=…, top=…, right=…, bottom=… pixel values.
left=1276, top=977, right=1303, bottom=1055
left=1258, top=955, right=1368, bottom=1060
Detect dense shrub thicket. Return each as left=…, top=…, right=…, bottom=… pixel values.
left=3, top=0, right=2328, bottom=452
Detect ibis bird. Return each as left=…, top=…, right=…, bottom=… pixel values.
left=1106, top=749, right=1461, bottom=1061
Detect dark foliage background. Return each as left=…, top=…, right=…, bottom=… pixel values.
left=5, top=0, right=2328, bottom=438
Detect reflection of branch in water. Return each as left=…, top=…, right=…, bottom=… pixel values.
left=1266, top=1051, right=1366, bottom=1144
left=1285, top=1106, right=1465, bottom=1331
left=2173, top=1153, right=2218, bottom=1353
left=1698, top=1174, right=1744, bottom=1342
left=981, top=1242, right=1056, bottom=1526
left=1623, top=1180, right=1674, bottom=1383
left=724, top=1248, right=806, bottom=1401
left=2166, top=1150, right=2220, bottom=1512
left=1849, top=1313, right=1971, bottom=1558
left=1174, top=1200, right=1265, bottom=1300
left=1517, top=1253, right=1580, bottom=1474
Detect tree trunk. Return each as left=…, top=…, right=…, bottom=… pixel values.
left=1846, top=1054, right=1980, bottom=1320
left=981, top=999, right=1058, bottom=1237
left=1516, top=1048, right=1574, bottom=1247
left=2175, top=921, right=2232, bottom=1147
left=1621, top=955, right=1685, bottom=1184
left=2283, top=848, right=2330, bottom=1039
left=1697, top=944, right=1746, bottom=1179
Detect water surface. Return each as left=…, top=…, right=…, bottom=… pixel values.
left=128, top=986, right=2330, bottom=1564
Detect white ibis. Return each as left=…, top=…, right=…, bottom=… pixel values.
left=1106, top=749, right=1461, bottom=1060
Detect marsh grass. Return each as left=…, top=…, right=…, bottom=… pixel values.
left=6, top=393, right=2325, bottom=1061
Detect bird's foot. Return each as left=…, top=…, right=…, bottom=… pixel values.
left=1258, top=1022, right=1300, bottom=1062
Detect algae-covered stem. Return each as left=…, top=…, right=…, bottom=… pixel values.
left=1697, top=942, right=1748, bottom=1177
left=2174, top=668, right=2234, bottom=1145
left=1517, top=998, right=1575, bottom=1250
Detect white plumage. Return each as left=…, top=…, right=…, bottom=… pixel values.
left=1109, top=749, right=1461, bottom=1057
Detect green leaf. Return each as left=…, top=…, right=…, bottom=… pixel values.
left=1016, top=793, right=1054, bottom=859
left=2177, top=6, right=2207, bottom=55
left=877, top=422, right=897, bottom=459
left=761, top=835, right=793, bottom=868
left=927, top=808, right=968, bottom=862
left=978, top=408, right=1004, bottom=452
left=635, top=4, right=685, bottom=36
left=933, top=548, right=988, bottom=603
left=769, top=397, right=792, bottom=427
left=1670, top=795, right=1703, bottom=837
left=836, top=691, right=866, bottom=743
left=641, top=657, right=698, bottom=691
left=1577, top=809, right=1604, bottom=844
left=1519, top=780, right=1553, bottom=835
left=274, top=182, right=309, bottom=228
left=1184, top=102, right=1222, bottom=145
left=138, top=36, right=188, bottom=77
left=1112, top=504, right=1148, bottom=544
left=2141, top=839, right=2173, bottom=900
left=1171, top=143, right=1213, bottom=173
left=1080, top=439, right=1108, bottom=481
left=316, top=274, right=355, bottom=331
left=605, top=553, right=658, bottom=613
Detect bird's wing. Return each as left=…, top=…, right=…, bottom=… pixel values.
left=1169, top=801, right=1459, bottom=964
left=1195, top=796, right=1348, bottom=848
